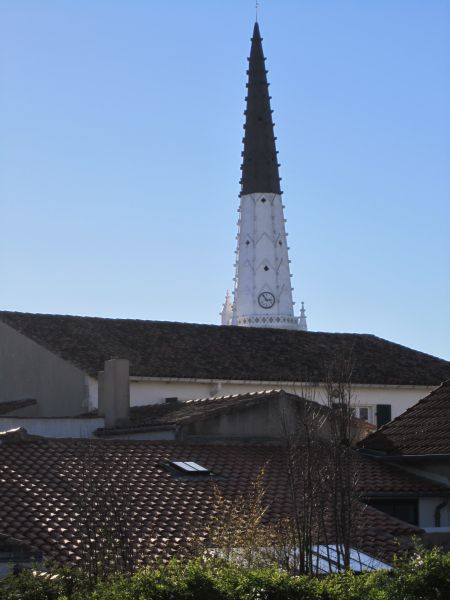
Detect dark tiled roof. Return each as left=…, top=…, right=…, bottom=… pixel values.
left=0, top=399, right=37, bottom=415
left=355, top=452, right=448, bottom=495
left=130, top=390, right=286, bottom=426
left=359, top=380, right=450, bottom=456
left=96, top=390, right=374, bottom=436
left=99, top=390, right=313, bottom=433
left=0, top=437, right=444, bottom=566
left=1, top=311, right=449, bottom=386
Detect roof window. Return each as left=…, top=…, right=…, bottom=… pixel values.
left=170, top=461, right=210, bottom=475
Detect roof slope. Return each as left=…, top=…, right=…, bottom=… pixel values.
left=96, top=390, right=374, bottom=437
left=1, top=311, right=449, bottom=385
left=0, top=437, right=440, bottom=565
left=359, top=380, right=450, bottom=456
left=99, top=390, right=318, bottom=432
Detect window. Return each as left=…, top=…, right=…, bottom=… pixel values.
left=170, top=461, right=210, bottom=475
left=367, top=499, right=418, bottom=526
left=0, top=538, right=43, bottom=578
left=353, top=406, right=375, bottom=424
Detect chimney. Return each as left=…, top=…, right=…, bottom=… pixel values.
left=98, top=358, right=130, bottom=428
left=97, top=370, right=105, bottom=417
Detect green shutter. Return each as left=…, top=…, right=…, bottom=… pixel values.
left=376, top=404, right=392, bottom=427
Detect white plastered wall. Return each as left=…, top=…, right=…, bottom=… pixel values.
left=419, top=497, right=450, bottom=528
left=86, top=376, right=434, bottom=423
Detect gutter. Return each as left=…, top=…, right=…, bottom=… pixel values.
left=95, top=423, right=176, bottom=437
left=435, top=499, right=449, bottom=527
left=363, top=491, right=450, bottom=499
left=359, top=450, right=450, bottom=462
left=127, top=376, right=435, bottom=390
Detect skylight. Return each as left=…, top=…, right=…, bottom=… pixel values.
left=311, top=545, right=392, bottom=573
left=170, top=461, right=210, bottom=475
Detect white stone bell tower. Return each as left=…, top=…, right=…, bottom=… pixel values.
left=221, top=22, right=307, bottom=331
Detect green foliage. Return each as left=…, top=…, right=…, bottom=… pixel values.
left=0, top=565, right=86, bottom=600
left=2, top=548, right=450, bottom=600
left=390, top=545, right=450, bottom=600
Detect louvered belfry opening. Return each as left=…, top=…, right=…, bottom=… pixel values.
left=240, top=22, right=281, bottom=196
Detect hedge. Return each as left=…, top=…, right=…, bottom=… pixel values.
left=2, top=547, right=450, bottom=600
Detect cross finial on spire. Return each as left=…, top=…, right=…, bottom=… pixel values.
left=255, top=0, right=259, bottom=22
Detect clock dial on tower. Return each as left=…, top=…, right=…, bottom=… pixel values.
left=258, top=292, right=275, bottom=309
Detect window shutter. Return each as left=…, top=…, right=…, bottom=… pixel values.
left=376, top=404, right=392, bottom=427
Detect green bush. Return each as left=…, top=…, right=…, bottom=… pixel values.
left=0, top=566, right=86, bottom=600
left=390, top=546, right=450, bottom=600
left=2, top=548, right=450, bottom=600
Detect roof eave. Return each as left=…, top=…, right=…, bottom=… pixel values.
left=127, top=375, right=437, bottom=389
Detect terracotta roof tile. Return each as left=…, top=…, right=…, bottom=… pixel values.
left=0, top=437, right=445, bottom=566
left=356, top=452, right=447, bottom=494
left=1, top=311, right=449, bottom=385
left=359, top=380, right=450, bottom=455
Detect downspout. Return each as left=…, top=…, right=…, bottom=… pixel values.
left=434, top=499, right=449, bottom=527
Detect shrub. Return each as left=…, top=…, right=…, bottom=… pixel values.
left=389, top=545, right=450, bottom=600
left=2, top=548, right=450, bottom=600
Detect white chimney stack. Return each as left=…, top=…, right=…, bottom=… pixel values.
left=98, top=358, right=130, bottom=429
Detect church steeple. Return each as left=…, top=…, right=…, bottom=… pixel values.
left=240, top=22, right=281, bottom=196
left=221, top=21, right=306, bottom=331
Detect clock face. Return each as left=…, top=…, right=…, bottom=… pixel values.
left=258, top=291, right=275, bottom=309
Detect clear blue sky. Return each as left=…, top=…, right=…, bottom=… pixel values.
left=1, top=1, right=449, bottom=360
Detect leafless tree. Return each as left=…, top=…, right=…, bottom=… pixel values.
left=278, top=382, right=330, bottom=574
left=71, top=443, right=136, bottom=583
left=278, top=354, right=362, bottom=574
left=321, top=352, right=361, bottom=570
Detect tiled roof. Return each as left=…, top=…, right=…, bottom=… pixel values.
left=359, top=380, right=450, bottom=456
left=0, top=399, right=37, bottom=415
left=95, top=390, right=375, bottom=436
left=97, top=390, right=324, bottom=434
left=355, top=452, right=447, bottom=495
left=0, top=436, right=445, bottom=566
left=1, top=311, right=449, bottom=386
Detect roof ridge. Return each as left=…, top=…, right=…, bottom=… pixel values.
left=184, top=388, right=282, bottom=404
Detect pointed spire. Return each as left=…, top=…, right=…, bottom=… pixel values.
left=220, top=290, right=233, bottom=325
left=298, top=302, right=308, bottom=331
left=240, top=22, right=281, bottom=196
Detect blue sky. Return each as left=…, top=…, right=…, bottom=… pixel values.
left=1, top=1, right=449, bottom=360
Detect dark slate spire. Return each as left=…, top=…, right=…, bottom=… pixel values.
left=240, top=22, right=281, bottom=196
